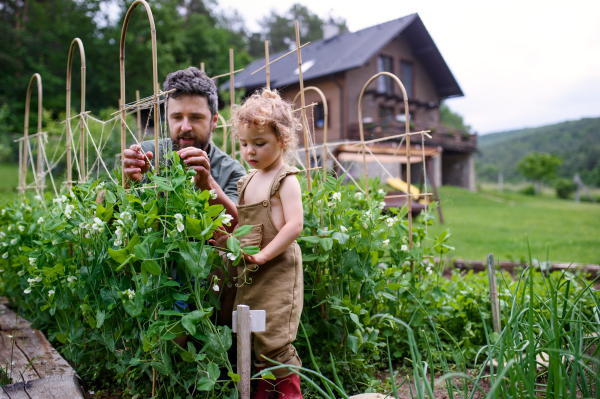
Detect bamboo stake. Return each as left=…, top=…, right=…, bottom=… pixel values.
left=357, top=71, right=413, bottom=247
left=293, top=87, right=328, bottom=176
left=294, top=21, right=312, bottom=190
left=18, top=141, right=23, bottom=194
left=66, top=38, right=86, bottom=184
left=218, top=114, right=228, bottom=153
left=250, top=42, right=311, bottom=75
left=23, top=74, right=43, bottom=194
left=120, top=0, right=160, bottom=188
left=200, top=62, right=205, bottom=72
left=487, top=253, right=501, bottom=333
left=229, top=49, right=236, bottom=160
left=265, top=41, right=270, bottom=90
left=136, top=90, right=142, bottom=143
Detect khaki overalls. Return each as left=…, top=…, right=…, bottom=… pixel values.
left=232, top=164, right=303, bottom=377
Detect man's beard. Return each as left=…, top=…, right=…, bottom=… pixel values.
left=173, top=130, right=212, bottom=152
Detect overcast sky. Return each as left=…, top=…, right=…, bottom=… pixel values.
left=216, top=0, right=600, bottom=134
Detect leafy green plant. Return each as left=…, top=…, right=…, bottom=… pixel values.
left=554, top=178, right=577, bottom=199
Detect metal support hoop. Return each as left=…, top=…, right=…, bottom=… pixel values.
left=66, top=38, right=86, bottom=187
left=120, top=0, right=160, bottom=187
left=357, top=71, right=414, bottom=248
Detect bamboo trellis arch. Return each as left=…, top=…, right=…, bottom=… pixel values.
left=293, top=86, right=328, bottom=176
left=19, top=73, right=44, bottom=196
left=66, top=38, right=86, bottom=188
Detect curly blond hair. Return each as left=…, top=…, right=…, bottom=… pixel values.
left=230, top=88, right=299, bottom=161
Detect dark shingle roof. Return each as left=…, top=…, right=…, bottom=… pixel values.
left=221, top=14, right=463, bottom=99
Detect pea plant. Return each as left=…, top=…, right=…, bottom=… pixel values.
left=0, top=152, right=253, bottom=398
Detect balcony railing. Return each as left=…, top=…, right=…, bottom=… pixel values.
left=348, top=119, right=477, bottom=153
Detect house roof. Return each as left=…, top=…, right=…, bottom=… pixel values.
left=221, top=14, right=463, bottom=99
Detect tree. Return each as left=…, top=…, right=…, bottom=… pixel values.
left=439, top=101, right=471, bottom=133
left=249, top=4, right=348, bottom=57
left=517, top=152, right=562, bottom=194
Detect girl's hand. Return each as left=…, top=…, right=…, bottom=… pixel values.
left=209, top=226, right=228, bottom=249
left=243, top=251, right=268, bottom=265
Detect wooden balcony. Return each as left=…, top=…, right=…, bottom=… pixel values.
left=347, top=119, right=478, bottom=153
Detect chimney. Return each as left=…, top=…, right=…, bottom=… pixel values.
left=323, top=19, right=339, bottom=41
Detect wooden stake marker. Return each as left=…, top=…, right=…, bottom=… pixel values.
left=233, top=305, right=266, bottom=399
left=487, top=253, right=501, bottom=333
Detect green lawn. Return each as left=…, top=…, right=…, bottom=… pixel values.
left=426, top=186, right=600, bottom=265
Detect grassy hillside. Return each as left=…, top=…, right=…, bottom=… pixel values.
left=427, top=186, right=600, bottom=265
left=477, top=117, right=600, bottom=187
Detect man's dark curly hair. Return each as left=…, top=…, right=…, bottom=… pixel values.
left=163, top=67, right=218, bottom=117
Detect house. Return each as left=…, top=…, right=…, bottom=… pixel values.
left=222, top=14, right=477, bottom=190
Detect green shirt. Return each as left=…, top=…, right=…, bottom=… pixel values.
left=140, top=139, right=247, bottom=204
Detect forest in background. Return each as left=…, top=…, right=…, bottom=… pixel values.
left=477, top=117, right=600, bottom=187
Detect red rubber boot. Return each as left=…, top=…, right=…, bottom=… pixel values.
left=253, top=365, right=277, bottom=399
left=275, top=373, right=303, bottom=399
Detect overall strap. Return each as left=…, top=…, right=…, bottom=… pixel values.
left=268, top=164, right=300, bottom=198
left=237, top=169, right=258, bottom=205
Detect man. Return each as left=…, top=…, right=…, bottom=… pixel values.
left=122, top=66, right=246, bottom=230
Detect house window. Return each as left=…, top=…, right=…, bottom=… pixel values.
left=379, top=106, right=394, bottom=121
left=400, top=61, right=414, bottom=99
left=314, top=102, right=326, bottom=128
left=377, top=55, right=393, bottom=95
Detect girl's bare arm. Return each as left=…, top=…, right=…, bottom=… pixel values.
left=245, top=175, right=303, bottom=265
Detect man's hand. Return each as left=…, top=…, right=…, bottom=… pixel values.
left=178, top=147, right=211, bottom=190
left=123, top=144, right=153, bottom=182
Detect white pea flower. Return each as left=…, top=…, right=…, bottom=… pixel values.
left=355, top=192, right=363, bottom=200
left=378, top=189, right=386, bottom=195
left=126, top=289, right=135, bottom=300
left=222, top=214, right=233, bottom=226
left=212, top=284, right=220, bottom=292
left=402, top=236, right=408, bottom=243
left=114, top=240, right=122, bottom=247
left=0, top=232, right=5, bottom=239
left=37, top=217, right=44, bottom=224
left=34, top=195, right=42, bottom=201
left=91, top=217, right=104, bottom=231
left=24, top=288, right=31, bottom=294
left=67, top=276, right=77, bottom=283
left=226, top=253, right=237, bottom=261
left=2, top=253, right=7, bottom=259
left=48, top=290, right=55, bottom=296
left=18, top=270, right=24, bottom=276
left=383, top=239, right=390, bottom=247
left=362, top=222, right=368, bottom=229
left=85, top=232, right=91, bottom=239
left=332, top=192, right=342, bottom=202
left=426, top=266, right=433, bottom=275
left=10, top=239, right=18, bottom=245
left=415, top=242, right=420, bottom=247
left=1, top=243, right=6, bottom=247
left=209, top=189, right=218, bottom=200
left=378, top=202, right=386, bottom=209
left=25, top=206, right=31, bottom=212
left=61, top=195, right=68, bottom=203
left=340, top=226, right=348, bottom=233
left=8, top=225, right=13, bottom=231
left=176, top=220, right=185, bottom=233
left=144, top=228, right=152, bottom=234
left=330, top=201, right=337, bottom=209
left=174, top=213, right=183, bottom=221
left=18, top=225, right=24, bottom=232
left=0, top=269, right=3, bottom=273
left=386, top=218, right=395, bottom=227
left=120, top=211, right=132, bottom=223
left=1, top=210, right=5, bottom=216
left=401, top=244, right=408, bottom=252
left=64, top=204, right=74, bottom=219
left=29, top=257, right=36, bottom=267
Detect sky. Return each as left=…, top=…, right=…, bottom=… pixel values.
left=215, top=0, right=600, bottom=134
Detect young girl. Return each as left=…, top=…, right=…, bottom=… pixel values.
left=229, top=89, right=304, bottom=398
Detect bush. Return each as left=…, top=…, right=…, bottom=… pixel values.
left=554, top=178, right=577, bottom=199
left=520, top=184, right=536, bottom=195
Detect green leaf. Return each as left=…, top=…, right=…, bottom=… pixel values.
left=206, top=205, right=224, bottom=218
left=242, top=245, right=260, bottom=255
left=346, top=335, right=359, bottom=354
left=299, top=236, right=320, bottom=244
left=159, top=310, right=184, bottom=317
left=227, top=236, right=240, bottom=253
left=105, top=190, right=117, bottom=204
left=173, top=293, right=189, bottom=301
left=381, top=292, right=396, bottom=301
left=388, top=283, right=402, bottom=290
left=332, top=232, right=349, bottom=245
left=179, top=241, right=209, bottom=279
left=150, top=362, right=170, bottom=375
left=196, top=377, right=215, bottom=391
left=96, top=310, right=106, bottom=328
left=143, top=260, right=162, bottom=276
left=56, top=332, right=67, bottom=344
left=185, top=216, right=205, bottom=240
left=319, top=237, right=334, bottom=251
left=208, top=363, right=219, bottom=381
left=260, top=370, right=277, bottom=380
left=182, top=314, right=198, bottom=335
left=133, top=244, right=148, bottom=260
left=228, top=371, right=241, bottom=382
left=302, top=254, right=319, bottom=262
left=349, top=313, right=361, bottom=326
left=233, top=225, right=253, bottom=237
left=108, top=247, right=129, bottom=264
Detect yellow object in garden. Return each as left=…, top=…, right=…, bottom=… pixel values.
left=386, top=177, right=421, bottom=201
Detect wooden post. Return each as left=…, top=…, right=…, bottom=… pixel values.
left=136, top=90, right=142, bottom=143
left=229, top=49, right=236, bottom=161
left=265, top=41, right=270, bottom=90
left=200, top=62, right=205, bottom=72
left=294, top=21, right=312, bottom=190
left=237, top=305, right=251, bottom=399
left=498, top=171, right=503, bottom=193
left=487, top=253, right=501, bottom=333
